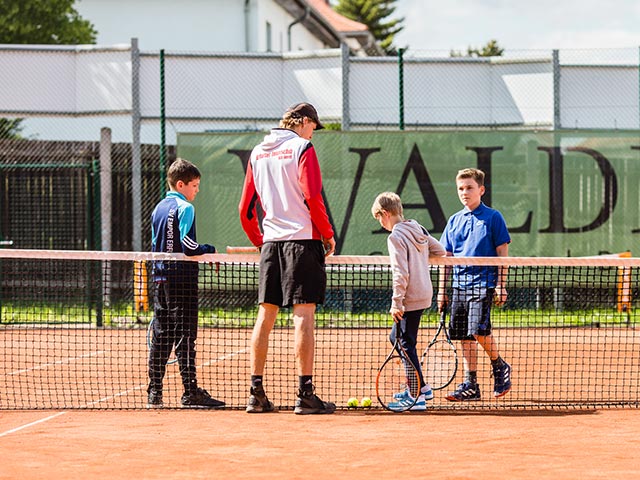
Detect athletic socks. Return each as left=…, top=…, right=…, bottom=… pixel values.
left=465, top=371, right=478, bottom=384
left=251, top=375, right=263, bottom=389
left=299, top=375, right=313, bottom=393
left=491, top=356, right=505, bottom=368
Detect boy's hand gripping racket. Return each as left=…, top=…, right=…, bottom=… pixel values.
left=420, top=302, right=458, bottom=390
left=376, top=323, right=421, bottom=412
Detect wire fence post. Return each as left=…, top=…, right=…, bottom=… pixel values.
left=398, top=47, right=405, bottom=130
left=160, top=49, right=167, bottom=196
left=131, top=38, right=142, bottom=252
left=553, top=49, right=561, bottom=129
left=341, top=42, right=350, bottom=131
left=100, top=127, right=112, bottom=308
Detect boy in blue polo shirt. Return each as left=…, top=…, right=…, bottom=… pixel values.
left=438, top=168, right=512, bottom=401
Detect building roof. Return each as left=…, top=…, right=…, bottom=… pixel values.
left=306, top=0, right=368, bottom=33
left=274, top=0, right=383, bottom=55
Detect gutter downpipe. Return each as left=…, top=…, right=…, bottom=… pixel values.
left=244, top=0, right=251, bottom=52
left=287, top=4, right=310, bottom=51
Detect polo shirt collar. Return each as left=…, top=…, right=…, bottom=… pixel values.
left=463, top=202, right=485, bottom=215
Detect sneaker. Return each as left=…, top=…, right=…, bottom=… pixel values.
left=388, top=393, right=426, bottom=411
left=181, top=387, right=225, bottom=409
left=246, top=386, right=275, bottom=413
left=445, top=381, right=481, bottom=402
left=294, top=388, right=336, bottom=415
left=393, top=388, right=410, bottom=400
left=422, top=385, right=434, bottom=401
left=493, top=360, right=512, bottom=398
left=393, top=387, right=433, bottom=401
left=147, top=389, right=163, bottom=409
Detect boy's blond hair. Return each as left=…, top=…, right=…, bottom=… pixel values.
left=456, top=168, right=485, bottom=186
left=371, top=192, right=403, bottom=218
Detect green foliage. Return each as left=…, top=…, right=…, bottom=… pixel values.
left=0, top=0, right=97, bottom=44
left=0, top=118, right=24, bottom=139
left=451, top=39, right=505, bottom=58
left=321, top=122, right=342, bottom=131
left=334, top=0, right=404, bottom=54
left=0, top=0, right=97, bottom=138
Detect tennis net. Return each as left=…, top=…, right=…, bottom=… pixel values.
left=1, top=249, right=638, bottom=410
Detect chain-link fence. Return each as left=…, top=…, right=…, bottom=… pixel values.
left=1, top=43, right=639, bottom=251
left=0, top=138, right=175, bottom=251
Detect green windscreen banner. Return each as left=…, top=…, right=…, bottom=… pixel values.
left=178, top=130, right=640, bottom=257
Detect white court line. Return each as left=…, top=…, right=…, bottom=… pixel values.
left=8, top=351, right=106, bottom=376
left=0, top=411, right=68, bottom=438
left=0, top=347, right=249, bottom=435
left=83, top=347, right=248, bottom=407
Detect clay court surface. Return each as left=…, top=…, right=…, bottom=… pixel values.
left=1, top=407, right=639, bottom=479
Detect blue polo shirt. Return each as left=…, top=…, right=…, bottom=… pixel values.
left=440, top=202, right=511, bottom=288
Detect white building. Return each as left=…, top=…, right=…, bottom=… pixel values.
left=75, top=0, right=380, bottom=55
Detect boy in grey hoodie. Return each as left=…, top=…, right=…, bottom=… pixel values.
left=372, top=192, right=446, bottom=411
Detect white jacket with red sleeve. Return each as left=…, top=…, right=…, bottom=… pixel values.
left=238, top=128, right=334, bottom=246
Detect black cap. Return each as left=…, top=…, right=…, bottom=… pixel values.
left=285, top=102, right=324, bottom=130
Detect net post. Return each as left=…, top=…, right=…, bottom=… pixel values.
left=616, top=251, right=632, bottom=314
left=134, top=260, right=149, bottom=313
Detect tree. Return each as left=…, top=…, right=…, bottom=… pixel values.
left=0, top=0, right=97, bottom=138
left=334, top=0, right=404, bottom=55
left=451, top=39, right=505, bottom=58
left=0, top=0, right=97, bottom=44
left=0, top=118, right=24, bottom=139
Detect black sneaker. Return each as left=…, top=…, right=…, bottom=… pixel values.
left=294, top=388, right=336, bottom=415
left=181, top=388, right=225, bottom=409
left=246, top=386, right=275, bottom=413
left=445, top=381, right=481, bottom=402
left=493, top=360, right=512, bottom=398
left=147, top=389, right=163, bottom=409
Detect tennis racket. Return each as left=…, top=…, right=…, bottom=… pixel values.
left=376, top=323, right=421, bottom=412
left=146, top=317, right=178, bottom=365
left=420, top=304, right=458, bottom=390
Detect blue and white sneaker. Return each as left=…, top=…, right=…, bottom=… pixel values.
left=388, top=393, right=427, bottom=411
left=393, top=385, right=434, bottom=401
left=421, top=385, right=434, bottom=401
left=393, top=388, right=411, bottom=400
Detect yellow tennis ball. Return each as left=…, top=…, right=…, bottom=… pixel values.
left=361, top=397, right=372, bottom=407
left=347, top=397, right=359, bottom=407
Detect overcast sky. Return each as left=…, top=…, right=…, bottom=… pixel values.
left=391, top=0, right=640, bottom=52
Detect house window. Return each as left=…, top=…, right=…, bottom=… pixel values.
left=266, top=22, right=272, bottom=52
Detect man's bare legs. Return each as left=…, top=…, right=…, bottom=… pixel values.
left=247, top=302, right=335, bottom=413
left=293, top=303, right=316, bottom=376
left=250, top=303, right=279, bottom=376
left=250, top=302, right=317, bottom=376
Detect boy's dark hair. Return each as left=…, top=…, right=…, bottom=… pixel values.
left=167, top=158, right=201, bottom=188
left=456, top=168, right=485, bottom=186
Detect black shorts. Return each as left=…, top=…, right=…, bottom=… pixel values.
left=449, top=287, right=495, bottom=341
left=258, top=240, right=327, bottom=308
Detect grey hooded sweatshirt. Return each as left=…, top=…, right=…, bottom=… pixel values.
left=387, top=219, right=446, bottom=313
